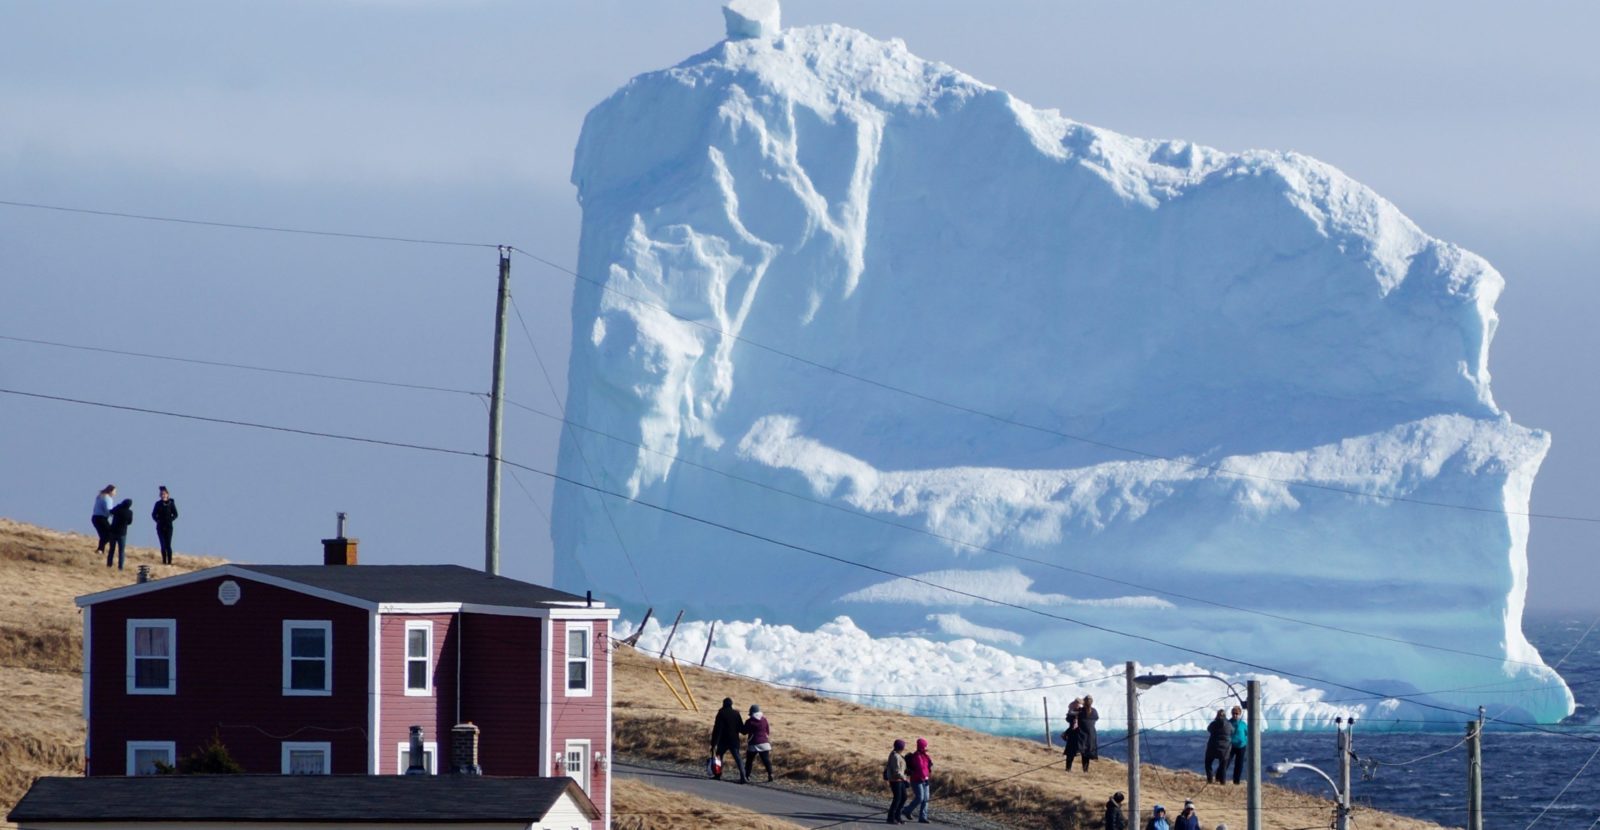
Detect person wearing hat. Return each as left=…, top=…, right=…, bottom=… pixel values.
left=1074, top=695, right=1101, bottom=771
left=741, top=703, right=773, bottom=782
left=1174, top=800, right=1201, bottom=830
left=884, top=739, right=909, bottom=824
left=1145, top=804, right=1170, bottom=830
left=151, top=485, right=179, bottom=565
left=1103, top=792, right=1128, bottom=830
left=901, top=737, right=934, bottom=823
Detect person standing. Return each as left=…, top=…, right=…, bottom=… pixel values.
left=901, top=738, right=933, bottom=824
left=91, top=484, right=116, bottom=554
left=1104, top=792, right=1128, bottom=830
left=1174, top=801, right=1201, bottom=830
left=884, top=739, right=909, bottom=825
left=1146, top=805, right=1171, bottom=830
left=709, top=697, right=747, bottom=783
left=151, top=486, right=179, bottom=565
left=1062, top=698, right=1083, bottom=771
left=106, top=497, right=134, bottom=570
left=741, top=703, right=773, bottom=782
left=1075, top=696, right=1101, bottom=772
left=1226, top=705, right=1248, bottom=785
left=1204, top=709, right=1231, bottom=783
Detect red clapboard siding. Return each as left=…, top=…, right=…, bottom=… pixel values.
left=549, top=618, right=610, bottom=829
left=378, top=613, right=457, bottom=774
left=87, top=575, right=369, bottom=775
left=457, top=612, right=542, bottom=777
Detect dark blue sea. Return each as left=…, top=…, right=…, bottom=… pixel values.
left=1092, top=614, right=1600, bottom=828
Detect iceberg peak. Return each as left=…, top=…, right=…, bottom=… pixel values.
left=723, top=0, right=780, bottom=40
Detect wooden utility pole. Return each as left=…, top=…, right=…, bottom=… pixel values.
left=1247, top=679, right=1262, bottom=830
left=484, top=246, right=511, bottom=576
left=1467, top=708, right=1484, bottom=830
left=1336, top=718, right=1353, bottom=830
left=1126, top=661, right=1140, bottom=830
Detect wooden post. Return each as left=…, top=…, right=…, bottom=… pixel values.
left=659, top=610, right=684, bottom=660
left=1044, top=697, right=1052, bottom=747
left=1467, top=711, right=1483, bottom=830
left=483, top=247, right=511, bottom=576
left=673, top=656, right=700, bottom=712
left=701, top=620, right=717, bottom=667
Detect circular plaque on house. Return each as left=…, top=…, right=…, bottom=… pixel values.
left=218, top=580, right=241, bottom=606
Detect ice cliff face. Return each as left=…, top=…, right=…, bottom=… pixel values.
left=556, top=19, right=1574, bottom=724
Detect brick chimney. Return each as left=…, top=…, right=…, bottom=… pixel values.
left=451, top=722, right=483, bottom=775
left=322, top=512, right=358, bottom=566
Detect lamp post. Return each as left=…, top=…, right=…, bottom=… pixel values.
left=1268, top=717, right=1354, bottom=830
left=1134, top=673, right=1260, bottom=830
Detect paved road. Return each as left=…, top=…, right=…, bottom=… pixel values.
left=615, top=761, right=900, bottom=828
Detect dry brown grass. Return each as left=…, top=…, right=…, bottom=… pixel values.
left=611, top=778, right=806, bottom=830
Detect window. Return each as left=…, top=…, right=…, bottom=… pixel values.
left=565, top=623, right=592, bottom=695
left=563, top=739, right=591, bottom=792
left=282, top=742, right=331, bottom=774
left=126, top=741, right=175, bottom=776
left=396, top=741, right=437, bottom=774
left=404, top=621, right=432, bottom=695
left=126, top=619, right=176, bottom=694
left=283, top=620, right=332, bottom=695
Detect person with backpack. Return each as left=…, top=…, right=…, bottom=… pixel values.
left=901, top=738, right=934, bottom=823
left=1226, top=705, right=1248, bottom=784
left=1204, top=709, right=1231, bottom=783
left=708, top=697, right=747, bottom=783
left=1104, top=792, right=1128, bottom=830
left=884, top=738, right=909, bottom=824
left=741, top=703, right=773, bottom=782
left=151, top=485, right=179, bottom=565
left=106, top=498, right=134, bottom=570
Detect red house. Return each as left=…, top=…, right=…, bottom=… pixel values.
left=74, top=537, right=620, bottom=830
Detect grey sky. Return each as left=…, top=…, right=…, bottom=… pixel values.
left=2, top=1, right=1596, bottom=611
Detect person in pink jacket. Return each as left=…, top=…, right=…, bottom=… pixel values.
left=901, top=738, right=934, bottom=823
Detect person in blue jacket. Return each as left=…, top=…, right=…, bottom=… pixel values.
left=1227, top=705, right=1248, bottom=785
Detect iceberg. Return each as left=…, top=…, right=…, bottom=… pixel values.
left=554, top=6, right=1575, bottom=727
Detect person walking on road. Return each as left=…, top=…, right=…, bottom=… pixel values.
left=884, top=738, right=909, bottom=824
left=151, top=485, right=178, bottom=565
left=1104, top=792, right=1128, bottom=830
left=709, top=697, right=747, bottom=783
left=1146, top=805, right=1171, bottom=830
left=1226, top=705, right=1248, bottom=785
left=1205, top=709, right=1231, bottom=783
left=1075, top=695, right=1101, bottom=772
left=106, top=497, right=134, bottom=570
left=741, top=703, right=773, bottom=782
left=91, top=484, right=116, bottom=554
left=901, top=737, right=933, bottom=824
left=1174, top=801, right=1201, bottom=830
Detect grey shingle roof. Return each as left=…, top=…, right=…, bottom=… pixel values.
left=7, top=775, right=599, bottom=823
left=237, top=565, right=592, bottom=609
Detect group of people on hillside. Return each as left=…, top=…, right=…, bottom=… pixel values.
left=1203, top=706, right=1248, bottom=784
left=883, top=736, right=934, bottom=824
left=91, top=484, right=179, bottom=570
left=708, top=697, right=774, bottom=784
left=1062, top=695, right=1101, bottom=771
left=1105, top=793, right=1223, bottom=830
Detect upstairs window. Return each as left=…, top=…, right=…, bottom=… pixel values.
left=127, top=619, right=176, bottom=694
left=565, top=623, right=592, bottom=695
left=283, top=620, right=332, bottom=695
left=405, top=621, right=432, bottom=696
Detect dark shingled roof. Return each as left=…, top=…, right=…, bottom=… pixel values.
left=236, top=565, right=591, bottom=609
left=7, top=775, right=600, bottom=823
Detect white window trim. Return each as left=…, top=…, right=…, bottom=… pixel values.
left=282, top=620, right=333, bottom=696
left=564, top=622, right=593, bottom=697
left=396, top=741, right=438, bottom=775
left=126, top=619, right=176, bottom=695
left=563, top=738, right=592, bottom=793
left=403, top=620, right=433, bottom=697
left=126, top=741, right=175, bottom=776
left=281, top=741, right=332, bottom=775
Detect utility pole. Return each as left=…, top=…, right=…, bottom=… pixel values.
left=1247, top=679, right=1262, bottom=830
left=1335, top=717, right=1353, bottom=830
left=1467, top=707, right=1484, bottom=830
left=1126, top=661, right=1140, bottom=830
left=484, top=246, right=511, bottom=576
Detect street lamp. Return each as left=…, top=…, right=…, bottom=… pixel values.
left=1267, top=717, right=1355, bottom=830
left=1131, top=673, right=1261, bottom=830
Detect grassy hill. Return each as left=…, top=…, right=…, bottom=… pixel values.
left=0, top=518, right=1441, bottom=830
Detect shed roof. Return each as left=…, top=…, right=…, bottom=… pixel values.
left=7, top=775, right=600, bottom=823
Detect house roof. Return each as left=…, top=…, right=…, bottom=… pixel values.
left=7, top=775, right=601, bottom=823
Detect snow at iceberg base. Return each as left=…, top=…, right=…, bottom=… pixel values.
left=553, top=7, right=1575, bottom=727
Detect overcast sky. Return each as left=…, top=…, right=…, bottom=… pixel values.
left=2, top=1, right=1596, bottom=611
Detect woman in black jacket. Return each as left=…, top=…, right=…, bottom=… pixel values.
left=151, top=486, right=179, bottom=565
left=1075, top=696, right=1100, bottom=771
left=1204, top=709, right=1231, bottom=783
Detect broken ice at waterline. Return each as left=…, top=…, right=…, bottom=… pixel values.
left=552, top=2, right=1574, bottom=729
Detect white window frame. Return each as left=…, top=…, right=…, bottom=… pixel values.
left=282, top=620, right=333, bottom=696
left=126, top=619, right=176, bottom=695
left=126, top=741, right=175, bottom=776
left=281, top=741, right=332, bottom=775
left=564, top=622, right=593, bottom=697
left=563, top=739, right=592, bottom=793
left=403, top=621, right=433, bottom=696
left=396, top=741, right=438, bottom=775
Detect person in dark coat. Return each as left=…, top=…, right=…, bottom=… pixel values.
left=1074, top=695, right=1100, bottom=772
left=709, top=697, right=747, bottom=782
left=106, top=498, right=134, bottom=570
left=91, top=484, right=116, bottom=554
left=151, top=485, right=179, bottom=565
left=1062, top=697, right=1084, bottom=771
left=1204, top=709, right=1231, bottom=783
left=1104, top=792, right=1128, bottom=830
left=1174, top=800, right=1201, bottom=830
left=741, top=703, right=773, bottom=781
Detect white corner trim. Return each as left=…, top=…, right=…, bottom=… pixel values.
left=540, top=618, right=552, bottom=778
left=369, top=610, right=381, bottom=774
left=77, top=565, right=380, bottom=611
left=82, top=605, right=92, bottom=774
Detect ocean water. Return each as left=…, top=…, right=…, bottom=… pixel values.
left=1093, top=614, right=1600, bottom=828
